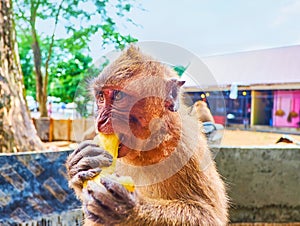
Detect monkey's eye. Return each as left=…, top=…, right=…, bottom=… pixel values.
left=114, top=90, right=125, bottom=101
left=96, top=91, right=105, bottom=103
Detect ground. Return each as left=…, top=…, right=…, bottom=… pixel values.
left=221, top=129, right=300, bottom=146
left=45, top=129, right=300, bottom=150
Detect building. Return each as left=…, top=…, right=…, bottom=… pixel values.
left=183, top=45, right=300, bottom=129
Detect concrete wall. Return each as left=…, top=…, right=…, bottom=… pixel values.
left=214, top=146, right=300, bottom=223
left=33, top=118, right=95, bottom=142
left=1, top=147, right=299, bottom=224
left=0, top=150, right=81, bottom=225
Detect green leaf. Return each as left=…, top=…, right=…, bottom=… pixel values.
left=173, top=64, right=190, bottom=77
left=14, top=0, right=140, bottom=109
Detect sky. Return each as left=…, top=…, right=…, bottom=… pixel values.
left=88, top=0, right=300, bottom=60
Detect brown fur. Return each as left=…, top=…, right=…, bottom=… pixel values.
left=191, top=100, right=215, bottom=123
left=77, top=46, right=228, bottom=225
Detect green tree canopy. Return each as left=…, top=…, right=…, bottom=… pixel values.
left=14, top=0, right=138, bottom=117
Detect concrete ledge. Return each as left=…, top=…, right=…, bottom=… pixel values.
left=17, top=209, right=83, bottom=226
left=0, top=150, right=81, bottom=225
left=214, top=146, right=300, bottom=223
left=0, top=146, right=299, bottom=224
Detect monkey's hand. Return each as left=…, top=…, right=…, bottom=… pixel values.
left=66, top=140, right=113, bottom=197
left=83, top=175, right=136, bottom=225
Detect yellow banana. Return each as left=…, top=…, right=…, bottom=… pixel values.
left=83, top=133, right=135, bottom=192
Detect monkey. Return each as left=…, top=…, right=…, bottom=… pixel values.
left=66, top=46, right=228, bottom=225
left=190, top=100, right=224, bottom=147
left=191, top=100, right=215, bottom=123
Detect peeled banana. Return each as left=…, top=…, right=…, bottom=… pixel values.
left=83, top=133, right=135, bottom=192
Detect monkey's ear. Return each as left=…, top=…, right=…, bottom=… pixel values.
left=164, top=79, right=185, bottom=112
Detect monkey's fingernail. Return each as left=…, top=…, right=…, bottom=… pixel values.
left=94, top=168, right=102, bottom=173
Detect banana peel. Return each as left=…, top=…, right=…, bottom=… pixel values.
left=83, top=133, right=135, bottom=192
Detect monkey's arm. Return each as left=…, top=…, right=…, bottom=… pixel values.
left=126, top=197, right=224, bottom=226
left=66, top=142, right=136, bottom=226
left=82, top=178, right=223, bottom=226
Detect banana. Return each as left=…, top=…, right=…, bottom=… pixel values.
left=82, top=133, right=135, bottom=192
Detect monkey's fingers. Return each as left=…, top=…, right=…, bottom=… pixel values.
left=69, top=168, right=101, bottom=188
left=101, top=176, right=136, bottom=208
left=67, top=145, right=112, bottom=170
left=83, top=182, right=123, bottom=224
left=68, top=155, right=113, bottom=178
left=82, top=188, right=107, bottom=225
left=68, top=140, right=98, bottom=159
left=87, top=180, right=132, bottom=216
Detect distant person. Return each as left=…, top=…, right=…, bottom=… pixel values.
left=61, top=103, right=66, bottom=113
left=47, top=102, right=52, bottom=117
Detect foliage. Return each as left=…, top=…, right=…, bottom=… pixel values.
left=17, top=33, right=36, bottom=97
left=173, top=64, right=190, bottom=77
left=14, top=0, right=138, bottom=50
left=14, top=0, right=139, bottom=116
left=74, top=56, right=110, bottom=118
left=48, top=53, right=96, bottom=103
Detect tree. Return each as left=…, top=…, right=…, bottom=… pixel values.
left=14, top=0, right=138, bottom=117
left=18, top=32, right=36, bottom=97
left=48, top=52, right=95, bottom=103
left=18, top=34, right=98, bottom=104
left=0, top=0, right=44, bottom=152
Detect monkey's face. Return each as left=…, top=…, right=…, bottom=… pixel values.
left=93, top=78, right=185, bottom=160
left=94, top=86, right=161, bottom=158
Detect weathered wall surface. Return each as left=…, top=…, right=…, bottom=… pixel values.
left=0, top=147, right=299, bottom=224
left=0, top=150, right=81, bottom=225
left=214, top=146, right=300, bottom=223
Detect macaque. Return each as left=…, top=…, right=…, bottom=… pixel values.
left=190, top=100, right=224, bottom=146
left=66, top=46, right=228, bottom=225
left=191, top=100, right=215, bottom=123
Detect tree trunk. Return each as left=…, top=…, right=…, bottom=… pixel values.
left=0, top=0, right=44, bottom=152
left=30, top=1, right=47, bottom=117
left=31, top=30, right=47, bottom=117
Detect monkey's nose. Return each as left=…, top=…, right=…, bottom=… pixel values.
left=98, top=118, right=114, bottom=134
